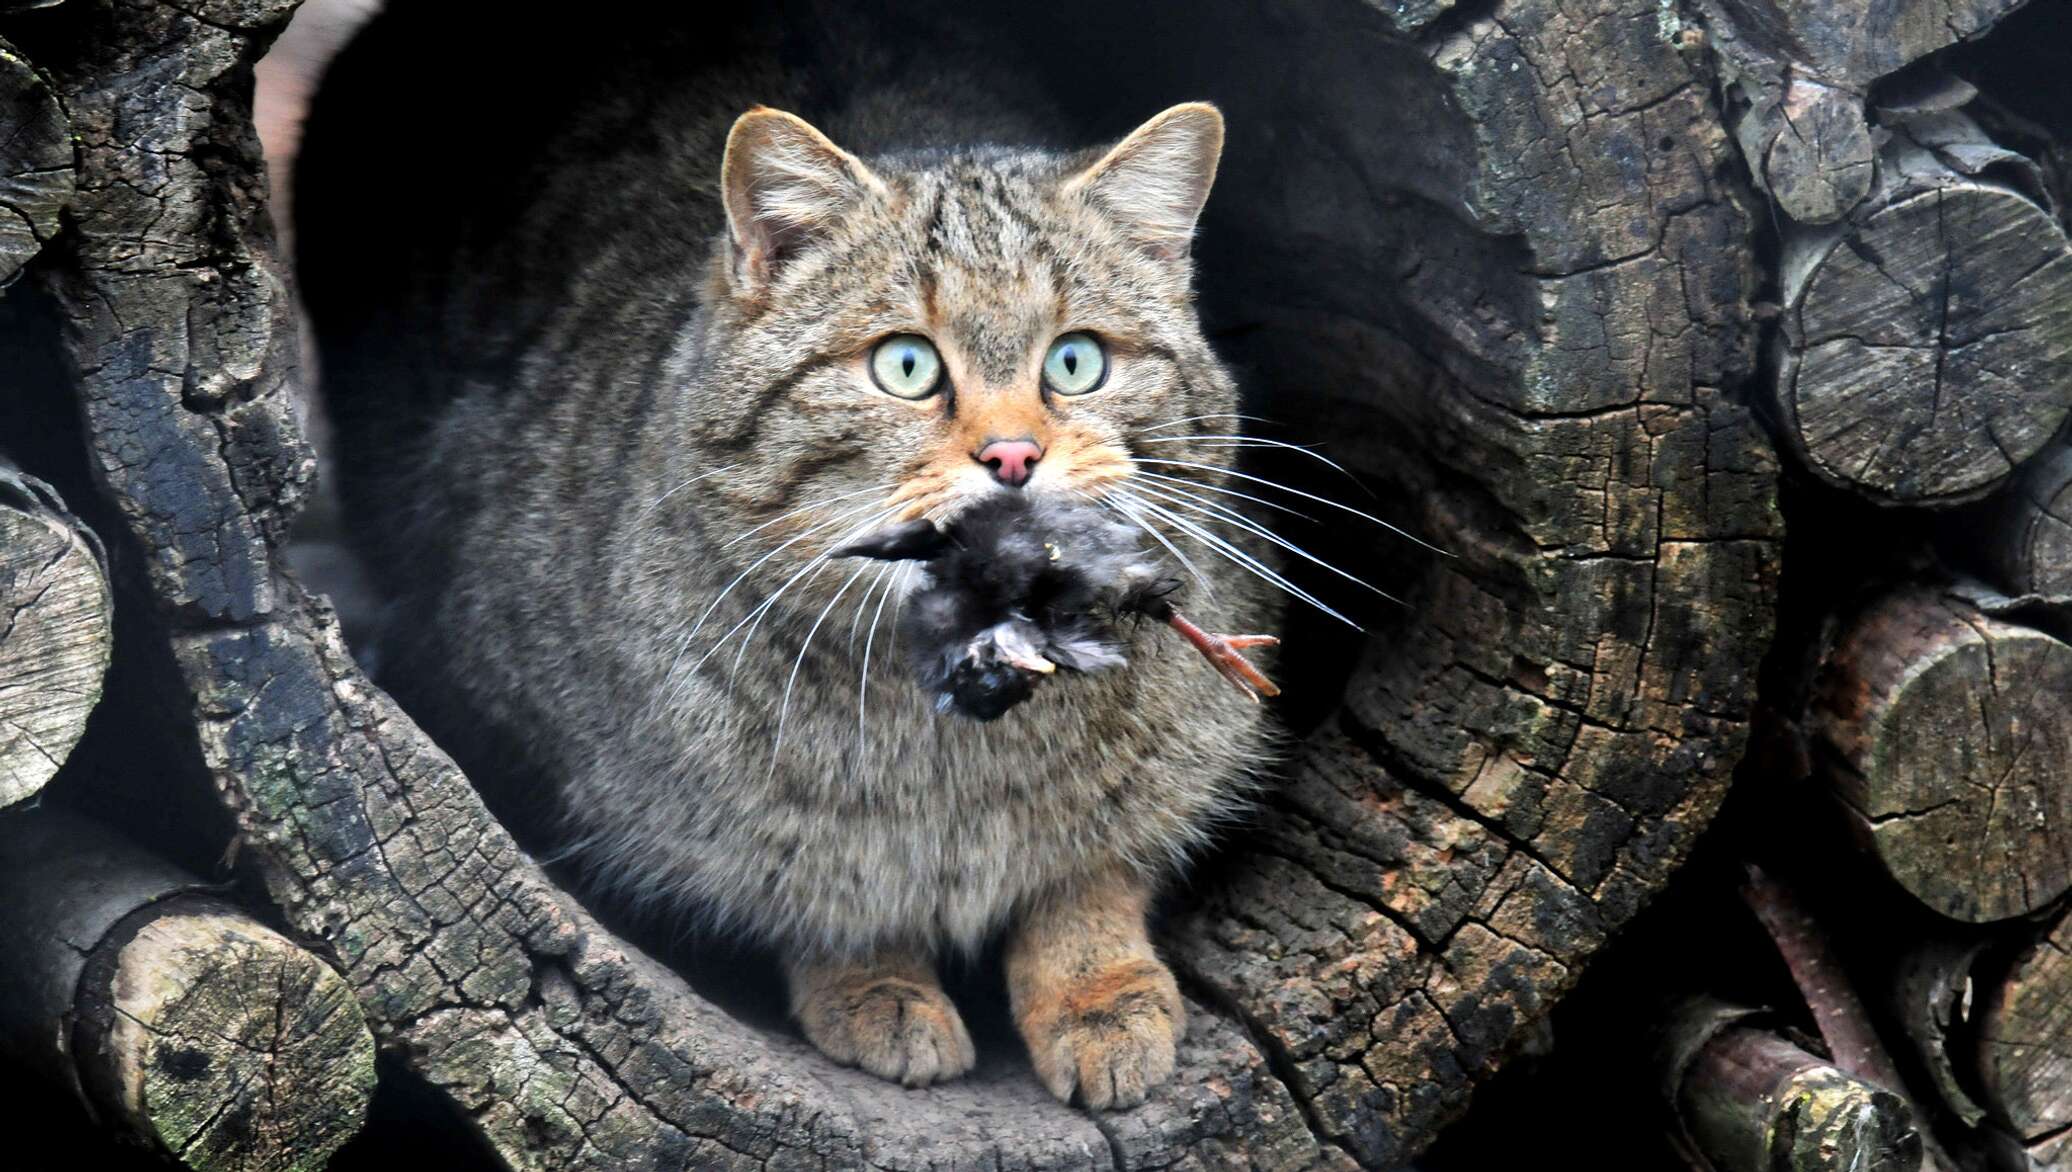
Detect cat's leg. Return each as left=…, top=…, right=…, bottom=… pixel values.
left=786, top=946, right=976, bottom=1087
left=1007, top=868, right=1186, bottom=1110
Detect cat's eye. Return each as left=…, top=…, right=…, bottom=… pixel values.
left=869, top=335, right=944, bottom=400
left=1042, top=333, right=1107, bottom=396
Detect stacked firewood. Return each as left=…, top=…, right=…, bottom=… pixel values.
left=1657, top=7, right=2072, bottom=1169
left=0, top=467, right=376, bottom=1171
left=2, top=19, right=378, bottom=1170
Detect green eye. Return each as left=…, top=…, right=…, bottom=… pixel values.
left=1043, top=332, right=1107, bottom=396
left=869, top=335, right=943, bottom=400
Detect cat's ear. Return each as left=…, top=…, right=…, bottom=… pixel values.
left=721, top=108, right=881, bottom=284
left=1066, top=103, right=1225, bottom=261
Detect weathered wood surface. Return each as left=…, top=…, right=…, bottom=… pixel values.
left=1983, top=445, right=2072, bottom=601
left=1692, top=0, right=2026, bottom=225
left=0, top=30, right=70, bottom=286
left=1770, top=119, right=2072, bottom=507
left=1669, top=1012, right=1922, bottom=1172
left=1888, top=936, right=1993, bottom=1130
left=16, top=0, right=1796, bottom=1166
left=0, top=808, right=375, bottom=1171
left=0, top=463, right=112, bottom=809
left=1812, top=587, right=2072, bottom=922
left=1976, top=912, right=2072, bottom=1152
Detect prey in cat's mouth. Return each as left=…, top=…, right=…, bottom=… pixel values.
left=836, top=494, right=1279, bottom=719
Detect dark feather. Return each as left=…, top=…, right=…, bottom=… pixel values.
left=839, top=495, right=1178, bottom=720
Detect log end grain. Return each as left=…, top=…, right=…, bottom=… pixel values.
left=1782, top=183, right=2072, bottom=506
left=0, top=34, right=74, bottom=286
left=0, top=473, right=113, bottom=809
left=81, top=902, right=377, bottom=1172
left=1677, top=1026, right=1922, bottom=1172
left=1977, top=914, right=2072, bottom=1145
left=1816, top=589, right=2072, bottom=923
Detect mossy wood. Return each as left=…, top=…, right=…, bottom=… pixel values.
left=0, top=808, right=375, bottom=1171
left=1668, top=1013, right=1922, bottom=1172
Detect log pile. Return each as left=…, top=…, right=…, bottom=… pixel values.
left=0, top=0, right=2065, bottom=1167
left=1617, top=4, right=2072, bottom=1168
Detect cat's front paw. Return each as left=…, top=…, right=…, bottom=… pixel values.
left=794, top=970, right=976, bottom=1087
left=1020, top=957, right=1186, bottom=1109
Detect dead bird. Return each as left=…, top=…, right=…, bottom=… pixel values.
left=836, top=494, right=1280, bottom=720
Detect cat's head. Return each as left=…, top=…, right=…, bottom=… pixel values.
left=680, top=103, right=1239, bottom=601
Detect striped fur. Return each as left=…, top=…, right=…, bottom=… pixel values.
left=312, top=37, right=1277, bottom=1101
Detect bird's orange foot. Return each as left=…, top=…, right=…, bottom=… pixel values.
left=1165, top=611, right=1281, bottom=700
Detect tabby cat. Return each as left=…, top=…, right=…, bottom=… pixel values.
left=305, top=24, right=1279, bottom=1108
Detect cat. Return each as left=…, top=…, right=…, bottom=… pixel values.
left=301, top=19, right=1280, bottom=1109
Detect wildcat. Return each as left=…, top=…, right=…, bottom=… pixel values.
left=302, top=20, right=1279, bottom=1109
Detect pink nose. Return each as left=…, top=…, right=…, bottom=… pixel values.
left=976, top=439, right=1043, bottom=487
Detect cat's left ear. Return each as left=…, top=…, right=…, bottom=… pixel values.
left=1065, top=103, right=1225, bottom=261
left=721, top=107, right=883, bottom=284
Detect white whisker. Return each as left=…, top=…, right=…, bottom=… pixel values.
left=635, top=461, right=742, bottom=520
left=769, top=560, right=873, bottom=773
left=722, top=485, right=885, bottom=550
left=1131, top=457, right=1448, bottom=555
left=857, top=561, right=899, bottom=765
left=1126, top=477, right=1400, bottom=604
left=1111, top=487, right=1362, bottom=630
left=715, top=506, right=900, bottom=682
left=1139, top=412, right=1281, bottom=434
left=1087, top=489, right=1215, bottom=600
left=1128, top=468, right=1313, bottom=522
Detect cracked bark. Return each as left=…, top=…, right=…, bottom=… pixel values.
left=1811, top=586, right=2072, bottom=923
left=0, top=807, right=376, bottom=1172
left=0, top=462, right=112, bottom=809
left=2, top=0, right=1806, bottom=1165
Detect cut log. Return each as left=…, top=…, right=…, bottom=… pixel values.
left=1811, top=586, right=2072, bottom=922
left=1772, top=114, right=2072, bottom=507
left=0, top=463, right=113, bottom=809
left=1665, top=1004, right=1923, bottom=1172
left=0, top=32, right=72, bottom=287
left=0, top=808, right=376, bottom=1171
left=1982, top=445, right=2072, bottom=602
left=1976, top=912, right=2072, bottom=1149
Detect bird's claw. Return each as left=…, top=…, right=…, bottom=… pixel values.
left=1164, top=611, right=1281, bottom=701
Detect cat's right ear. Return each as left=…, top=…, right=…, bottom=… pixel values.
left=721, top=108, right=881, bottom=285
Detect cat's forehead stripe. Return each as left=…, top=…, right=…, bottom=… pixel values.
left=897, top=161, right=1073, bottom=384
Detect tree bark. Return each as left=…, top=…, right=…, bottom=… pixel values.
left=1771, top=112, right=2072, bottom=507
left=0, top=807, right=376, bottom=1171
left=1888, top=936, right=1993, bottom=1130
left=0, top=462, right=112, bottom=809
